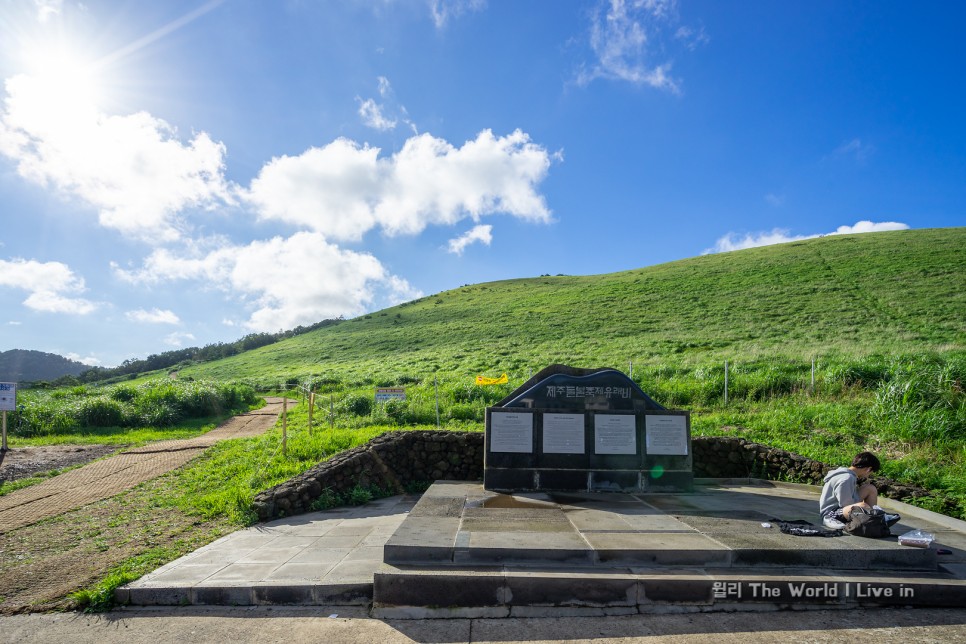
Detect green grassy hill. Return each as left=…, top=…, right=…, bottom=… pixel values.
left=179, top=227, right=964, bottom=384
left=12, top=227, right=966, bottom=519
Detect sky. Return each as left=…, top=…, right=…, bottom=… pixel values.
left=0, top=0, right=963, bottom=368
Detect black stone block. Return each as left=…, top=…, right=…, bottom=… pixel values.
left=484, top=468, right=537, bottom=492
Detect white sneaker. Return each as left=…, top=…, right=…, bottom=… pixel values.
left=874, top=506, right=901, bottom=526
left=823, top=515, right=845, bottom=530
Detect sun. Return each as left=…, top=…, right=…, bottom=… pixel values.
left=18, top=41, right=106, bottom=112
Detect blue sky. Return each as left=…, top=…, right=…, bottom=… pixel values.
left=0, top=0, right=963, bottom=368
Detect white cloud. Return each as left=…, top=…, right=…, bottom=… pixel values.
left=429, top=0, right=485, bottom=29
left=114, top=232, right=422, bottom=331
left=832, top=221, right=908, bottom=235
left=578, top=0, right=705, bottom=92
left=674, top=24, right=709, bottom=51
left=126, top=308, right=181, bottom=324
left=764, top=193, right=785, bottom=207
left=0, top=72, right=232, bottom=242
left=66, top=352, right=100, bottom=366
left=357, top=77, right=415, bottom=133
left=704, top=220, right=910, bottom=254
left=832, top=138, right=875, bottom=163
left=358, top=98, right=397, bottom=131
left=33, top=0, right=62, bottom=23
left=447, top=224, right=493, bottom=255
left=164, top=331, right=196, bottom=347
left=245, top=129, right=553, bottom=241
left=0, top=258, right=96, bottom=314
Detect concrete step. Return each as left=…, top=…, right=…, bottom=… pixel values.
left=372, top=563, right=966, bottom=618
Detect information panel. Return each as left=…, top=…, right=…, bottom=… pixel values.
left=594, top=414, right=636, bottom=455
left=490, top=412, right=534, bottom=453
left=375, top=387, right=406, bottom=402
left=0, top=382, right=15, bottom=412
left=542, top=413, right=585, bottom=454
left=645, top=414, right=689, bottom=455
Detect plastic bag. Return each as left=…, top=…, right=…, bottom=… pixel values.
left=897, top=529, right=935, bottom=548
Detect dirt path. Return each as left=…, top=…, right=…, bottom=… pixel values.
left=0, top=398, right=289, bottom=535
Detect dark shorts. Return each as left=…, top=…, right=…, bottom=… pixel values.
left=823, top=508, right=846, bottom=522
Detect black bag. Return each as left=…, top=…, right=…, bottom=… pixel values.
left=772, top=519, right=841, bottom=537
left=844, top=506, right=890, bottom=538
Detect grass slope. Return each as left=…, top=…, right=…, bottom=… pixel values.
left=180, top=228, right=965, bottom=383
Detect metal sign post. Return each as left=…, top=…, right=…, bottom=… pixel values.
left=0, top=382, right=17, bottom=451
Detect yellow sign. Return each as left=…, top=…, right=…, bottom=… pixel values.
left=476, top=373, right=508, bottom=385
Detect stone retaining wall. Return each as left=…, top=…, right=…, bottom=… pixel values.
left=252, top=431, right=929, bottom=522
left=253, top=431, right=483, bottom=521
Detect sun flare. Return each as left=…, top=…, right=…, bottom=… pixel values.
left=19, top=42, right=105, bottom=111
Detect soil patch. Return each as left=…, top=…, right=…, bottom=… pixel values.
left=0, top=445, right=125, bottom=483
left=0, top=475, right=236, bottom=614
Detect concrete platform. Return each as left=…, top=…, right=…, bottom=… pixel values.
left=119, top=480, right=966, bottom=616
left=118, top=495, right=417, bottom=607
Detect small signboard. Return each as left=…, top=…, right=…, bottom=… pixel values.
left=542, top=413, right=585, bottom=454
left=0, top=382, right=16, bottom=411
left=490, top=412, right=534, bottom=453
left=645, top=414, right=689, bottom=455
left=375, top=387, right=406, bottom=402
left=594, top=414, right=637, bottom=454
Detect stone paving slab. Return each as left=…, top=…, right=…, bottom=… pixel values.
left=119, top=495, right=417, bottom=607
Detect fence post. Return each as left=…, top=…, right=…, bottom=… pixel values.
left=628, top=360, right=633, bottom=379
left=308, top=391, right=314, bottom=437
left=282, top=396, right=288, bottom=457
left=330, top=394, right=334, bottom=428
left=811, top=357, right=816, bottom=394
left=434, top=375, right=440, bottom=428
left=724, top=360, right=729, bottom=405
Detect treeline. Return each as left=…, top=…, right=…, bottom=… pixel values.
left=49, top=319, right=344, bottom=386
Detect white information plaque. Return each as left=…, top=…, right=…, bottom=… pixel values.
left=594, top=414, right=636, bottom=455
left=489, top=412, right=534, bottom=453
left=0, top=382, right=16, bottom=412
left=645, top=414, right=689, bottom=455
left=542, top=413, right=585, bottom=454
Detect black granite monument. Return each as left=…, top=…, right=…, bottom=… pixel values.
left=484, top=364, right=693, bottom=493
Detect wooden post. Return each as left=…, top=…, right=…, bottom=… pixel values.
left=724, top=360, right=729, bottom=405
left=282, top=397, right=288, bottom=457
left=434, top=376, right=440, bottom=428
left=308, top=391, right=314, bottom=437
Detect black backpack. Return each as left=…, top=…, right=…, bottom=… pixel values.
left=844, top=506, right=890, bottom=538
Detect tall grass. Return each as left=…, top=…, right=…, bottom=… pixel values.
left=11, top=380, right=258, bottom=437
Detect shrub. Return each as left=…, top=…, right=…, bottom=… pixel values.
left=382, top=398, right=408, bottom=425
left=78, top=397, right=124, bottom=427
left=339, top=394, right=373, bottom=417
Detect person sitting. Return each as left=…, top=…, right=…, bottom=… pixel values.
left=819, top=451, right=900, bottom=530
